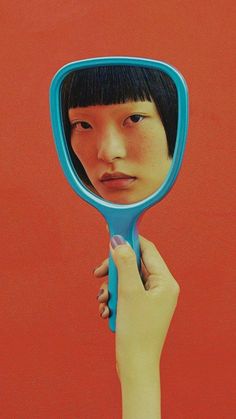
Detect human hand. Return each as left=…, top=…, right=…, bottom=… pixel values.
left=94, top=235, right=180, bottom=376
left=94, top=235, right=179, bottom=418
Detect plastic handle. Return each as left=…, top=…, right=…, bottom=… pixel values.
left=108, top=225, right=141, bottom=332
left=108, top=255, right=119, bottom=332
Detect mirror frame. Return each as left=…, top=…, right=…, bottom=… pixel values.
left=50, top=56, right=188, bottom=212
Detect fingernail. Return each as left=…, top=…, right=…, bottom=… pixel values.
left=111, top=235, right=126, bottom=249
left=96, top=289, right=104, bottom=299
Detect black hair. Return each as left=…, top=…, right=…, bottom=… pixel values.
left=61, top=65, right=178, bottom=186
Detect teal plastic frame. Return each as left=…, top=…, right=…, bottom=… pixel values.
left=49, top=56, right=189, bottom=332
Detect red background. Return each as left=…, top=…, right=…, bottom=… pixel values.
left=1, top=1, right=235, bottom=418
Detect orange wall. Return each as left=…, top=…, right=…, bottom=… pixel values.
left=1, top=1, right=235, bottom=418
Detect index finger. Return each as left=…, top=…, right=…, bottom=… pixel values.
left=94, top=258, right=109, bottom=277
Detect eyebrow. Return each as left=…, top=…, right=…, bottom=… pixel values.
left=68, top=101, right=156, bottom=119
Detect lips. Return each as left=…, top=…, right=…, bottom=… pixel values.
left=100, top=172, right=135, bottom=181
left=99, top=172, right=137, bottom=189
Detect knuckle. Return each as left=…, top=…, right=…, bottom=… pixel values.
left=115, top=245, right=136, bottom=263
left=170, top=280, right=180, bottom=297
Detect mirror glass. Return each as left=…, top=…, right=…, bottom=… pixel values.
left=60, top=65, right=178, bottom=205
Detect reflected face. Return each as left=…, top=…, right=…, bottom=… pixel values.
left=69, top=100, right=172, bottom=204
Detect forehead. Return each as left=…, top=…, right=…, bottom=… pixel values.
left=68, top=100, right=158, bottom=119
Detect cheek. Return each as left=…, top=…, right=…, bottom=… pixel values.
left=131, top=127, right=168, bottom=164
left=71, top=138, right=94, bottom=169
left=128, top=133, right=162, bottom=165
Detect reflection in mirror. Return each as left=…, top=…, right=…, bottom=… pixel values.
left=61, top=66, right=178, bottom=204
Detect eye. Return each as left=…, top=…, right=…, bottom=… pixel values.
left=124, top=114, right=144, bottom=126
left=71, top=121, right=92, bottom=131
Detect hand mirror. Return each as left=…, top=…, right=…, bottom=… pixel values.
left=49, top=56, right=188, bottom=332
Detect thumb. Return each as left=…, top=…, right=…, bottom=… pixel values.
left=110, top=235, right=143, bottom=294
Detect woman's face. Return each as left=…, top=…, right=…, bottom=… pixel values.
left=69, top=100, right=172, bottom=204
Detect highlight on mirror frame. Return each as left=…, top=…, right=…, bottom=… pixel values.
left=60, top=65, right=178, bottom=205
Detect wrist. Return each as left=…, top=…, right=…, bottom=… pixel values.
left=120, top=362, right=161, bottom=419
left=118, top=353, right=160, bottom=385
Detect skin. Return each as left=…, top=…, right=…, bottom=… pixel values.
left=94, top=235, right=180, bottom=419
left=69, top=101, right=172, bottom=204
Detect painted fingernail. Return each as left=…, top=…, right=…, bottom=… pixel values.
left=111, top=235, right=126, bottom=249
left=96, top=289, right=104, bottom=299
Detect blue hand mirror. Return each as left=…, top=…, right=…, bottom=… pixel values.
left=49, top=56, right=188, bottom=332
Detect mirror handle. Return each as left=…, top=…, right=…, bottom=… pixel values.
left=108, top=223, right=140, bottom=332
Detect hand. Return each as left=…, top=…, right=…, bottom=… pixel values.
left=94, top=235, right=180, bottom=376
left=94, top=235, right=180, bottom=419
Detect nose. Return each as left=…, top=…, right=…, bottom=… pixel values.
left=97, top=125, right=127, bottom=162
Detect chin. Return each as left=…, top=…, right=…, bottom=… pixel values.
left=92, top=184, right=149, bottom=205
left=107, top=194, right=141, bottom=205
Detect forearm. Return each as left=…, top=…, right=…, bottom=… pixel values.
left=120, top=361, right=161, bottom=419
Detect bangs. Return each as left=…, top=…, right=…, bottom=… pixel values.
left=61, top=66, right=158, bottom=108
left=61, top=64, right=178, bottom=161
